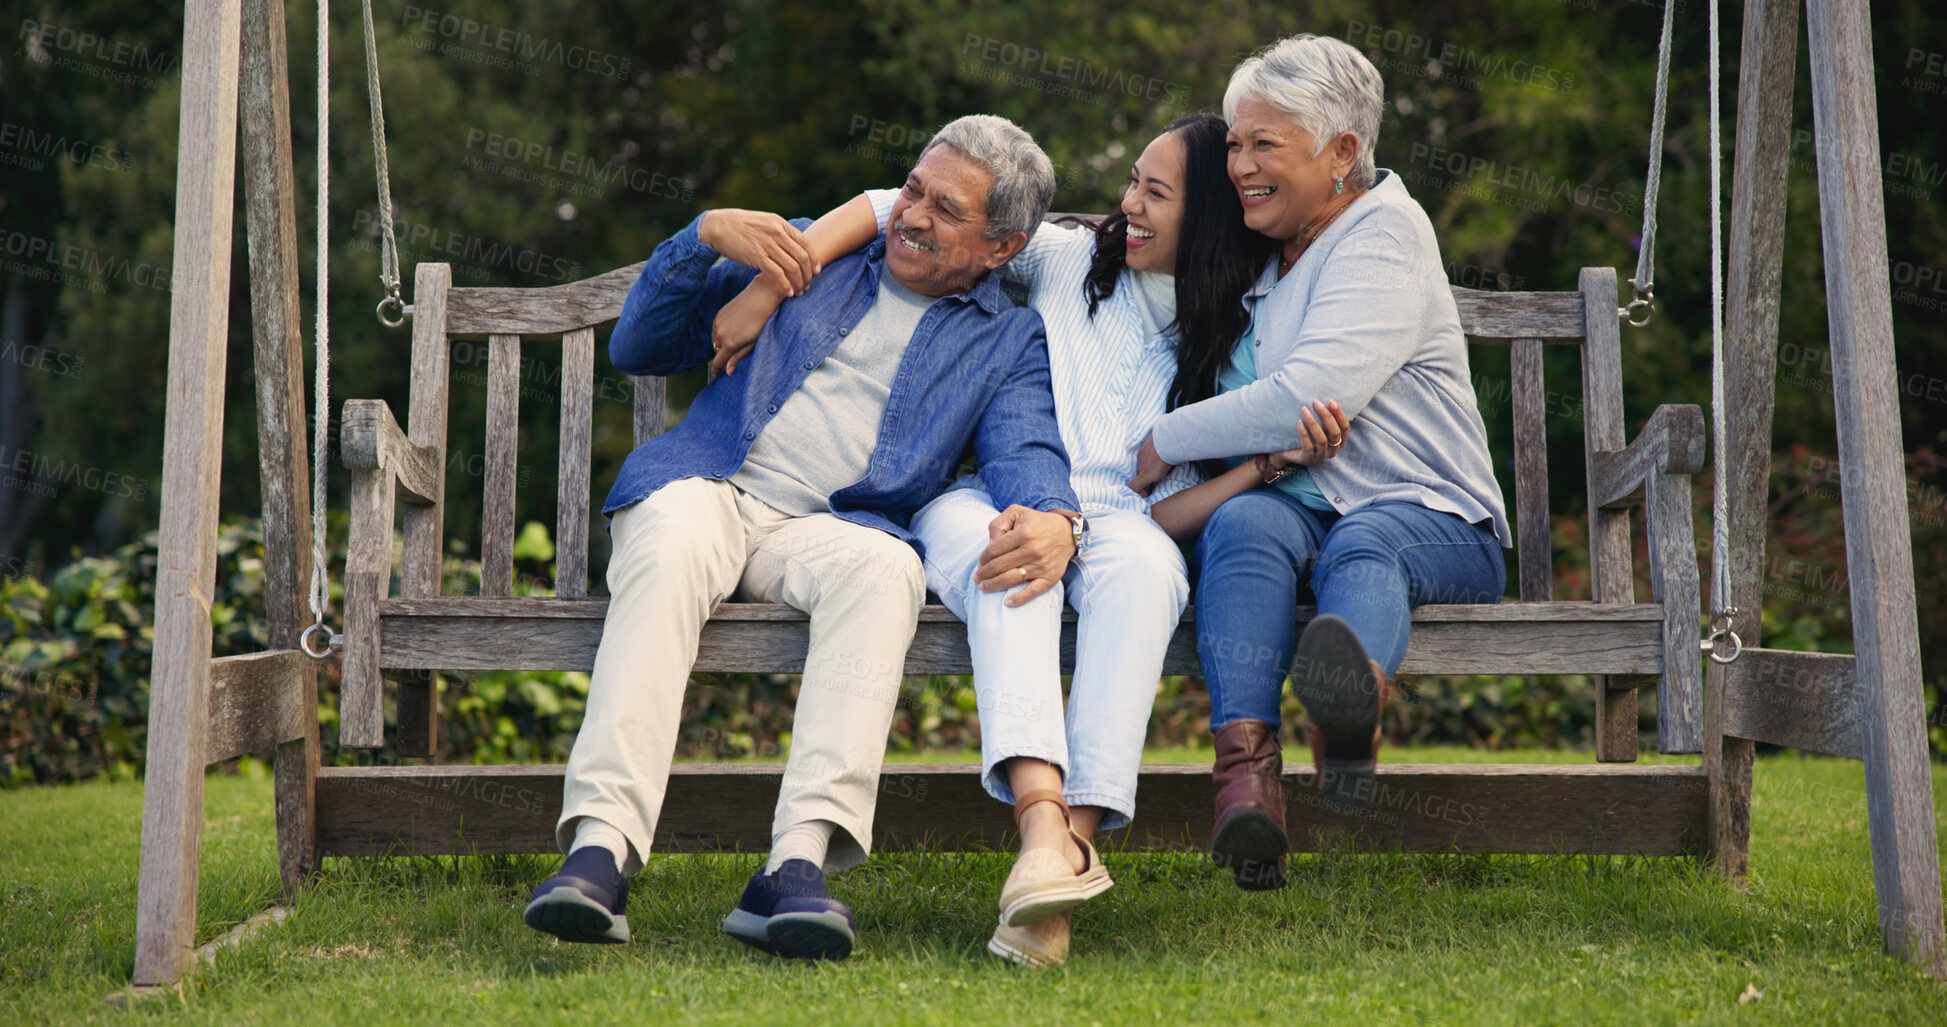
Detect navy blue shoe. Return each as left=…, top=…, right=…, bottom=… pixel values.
left=523, top=847, right=630, bottom=944
left=721, top=859, right=856, bottom=960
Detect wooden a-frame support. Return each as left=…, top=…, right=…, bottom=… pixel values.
left=131, top=0, right=1943, bottom=986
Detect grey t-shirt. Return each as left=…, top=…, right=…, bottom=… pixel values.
left=731, top=272, right=935, bottom=516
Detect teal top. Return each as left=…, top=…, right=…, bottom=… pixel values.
left=1216, top=306, right=1336, bottom=511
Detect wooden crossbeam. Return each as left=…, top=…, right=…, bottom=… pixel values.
left=206, top=650, right=312, bottom=764
left=314, top=762, right=1707, bottom=859
left=1720, top=649, right=1861, bottom=760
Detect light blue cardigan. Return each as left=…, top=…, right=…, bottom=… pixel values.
left=1150, top=169, right=1513, bottom=548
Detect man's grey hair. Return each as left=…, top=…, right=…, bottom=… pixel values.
left=1223, top=34, right=1386, bottom=191
left=917, top=114, right=1057, bottom=242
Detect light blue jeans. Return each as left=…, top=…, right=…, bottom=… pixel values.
left=912, top=487, right=1191, bottom=830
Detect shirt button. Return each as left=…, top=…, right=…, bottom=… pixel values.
left=839, top=328, right=849, bottom=336
left=712, top=470, right=724, bottom=478
left=745, top=430, right=756, bottom=440
left=1334, top=496, right=1344, bottom=504
left=767, top=404, right=778, bottom=413
left=803, top=359, right=815, bottom=369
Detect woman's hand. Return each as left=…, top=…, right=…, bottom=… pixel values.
left=1126, top=433, right=1175, bottom=497
left=1274, top=399, right=1350, bottom=468
left=697, top=209, right=819, bottom=294
left=709, top=277, right=787, bottom=377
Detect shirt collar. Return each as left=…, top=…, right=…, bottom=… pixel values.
left=864, top=235, right=1010, bottom=315
left=1245, top=258, right=1279, bottom=299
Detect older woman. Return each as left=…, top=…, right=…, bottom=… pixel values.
left=1130, top=34, right=1511, bottom=890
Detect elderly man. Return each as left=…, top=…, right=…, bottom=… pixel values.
left=522, top=115, right=1083, bottom=962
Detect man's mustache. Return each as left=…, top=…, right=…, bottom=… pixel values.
left=891, top=222, right=936, bottom=253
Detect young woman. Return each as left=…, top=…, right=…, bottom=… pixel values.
left=710, top=113, right=1350, bottom=965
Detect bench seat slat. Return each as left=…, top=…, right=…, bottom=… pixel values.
left=376, top=598, right=1665, bottom=622
left=376, top=600, right=1665, bottom=677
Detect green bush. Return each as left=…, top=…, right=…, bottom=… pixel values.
left=0, top=522, right=267, bottom=786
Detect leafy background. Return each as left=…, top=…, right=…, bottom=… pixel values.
left=3, top=0, right=1944, bottom=781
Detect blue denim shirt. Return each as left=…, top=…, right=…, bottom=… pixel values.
left=603, top=213, right=1079, bottom=555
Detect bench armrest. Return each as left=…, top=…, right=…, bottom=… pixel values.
left=1590, top=403, right=1706, bottom=510
left=342, top=399, right=441, bottom=505
left=1587, top=402, right=1705, bottom=755
left=337, top=398, right=443, bottom=748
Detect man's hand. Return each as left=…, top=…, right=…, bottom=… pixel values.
left=709, top=276, right=786, bottom=378
left=974, top=505, right=1076, bottom=607
left=698, top=209, right=819, bottom=295
left=1126, top=433, right=1174, bottom=497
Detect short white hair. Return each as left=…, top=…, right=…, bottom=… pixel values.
left=918, top=114, right=1057, bottom=242
left=1223, top=34, right=1385, bottom=190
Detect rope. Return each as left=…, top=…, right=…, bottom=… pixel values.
left=1706, top=0, right=1738, bottom=656
left=1627, top=0, right=1678, bottom=324
left=360, top=0, right=404, bottom=320
left=305, top=0, right=333, bottom=650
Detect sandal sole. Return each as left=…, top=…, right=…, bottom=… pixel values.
left=999, top=871, right=1114, bottom=927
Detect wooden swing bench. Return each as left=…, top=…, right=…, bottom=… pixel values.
left=137, top=0, right=1943, bottom=986
left=315, top=260, right=1716, bottom=861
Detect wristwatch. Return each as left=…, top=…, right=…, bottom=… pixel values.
left=1255, top=453, right=1293, bottom=484
left=1051, top=509, right=1088, bottom=554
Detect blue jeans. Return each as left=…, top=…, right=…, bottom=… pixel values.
left=1193, top=492, right=1506, bottom=730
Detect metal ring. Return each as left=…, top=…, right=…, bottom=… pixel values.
left=376, top=295, right=410, bottom=327
left=1019, top=567, right=1030, bottom=582
left=1701, top=628, right=1743, bottom=665
left=300, top=623, right=343, bottom=659
left=1620, top=283, right=1654, bottom=328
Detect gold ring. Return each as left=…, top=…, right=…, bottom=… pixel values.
left=1020, top=567, right=1029, bottom=582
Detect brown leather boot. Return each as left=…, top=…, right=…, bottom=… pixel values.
left=1294, top=615, right=1391, bottom=813
left=1209, top=719, right=1288, bottom=891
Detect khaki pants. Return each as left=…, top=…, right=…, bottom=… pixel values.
left=556, top=476, right=925, bottom=873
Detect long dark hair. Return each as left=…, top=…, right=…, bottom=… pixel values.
left=1052, top=113, right=1275, bottom=412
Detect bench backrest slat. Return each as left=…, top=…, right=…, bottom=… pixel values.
left=1510, top=338, right=1554, bottom=601
left=556, top=328, right=596, bottom=599
left=632, top=374, right=666, bottom=449
left=480, top=333, right=522, bottom=597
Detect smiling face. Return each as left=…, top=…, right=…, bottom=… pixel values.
left=884, top=146, right=1026, bottom=297
left=1226, top=95, right=1358, bottom=244
left=1120, top=131, right=1188, bottom=275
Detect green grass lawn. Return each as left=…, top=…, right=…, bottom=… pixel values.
left=3, top=748, right=1944, bottom=1025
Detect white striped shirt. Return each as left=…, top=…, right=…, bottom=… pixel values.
left=869, top=190, right=1201, bottom=515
